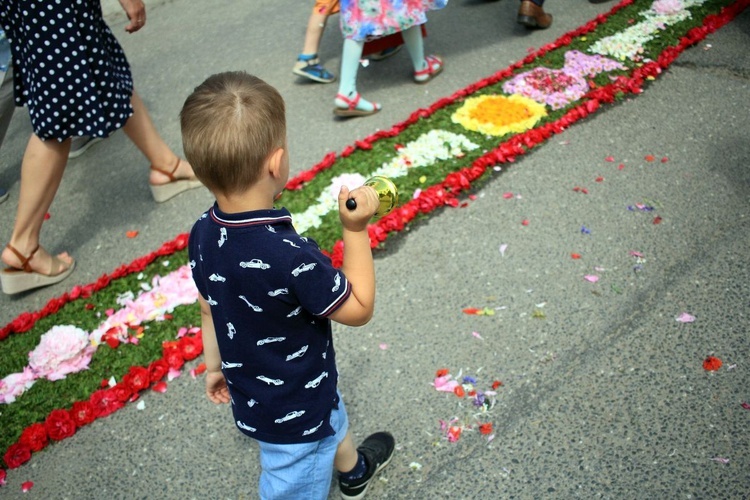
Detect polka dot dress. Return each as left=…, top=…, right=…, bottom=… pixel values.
left=0, top=0, right=133, bottom=141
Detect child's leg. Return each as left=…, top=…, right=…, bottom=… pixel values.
left=335, top=38, right=380, bottom=114
left=401, top=25, right=426, bottom=72
left=301, top=11, right=329, bottom=56
left=334, top=431, right=359, bottom=473
left=401, top=25, right=443, bottom=84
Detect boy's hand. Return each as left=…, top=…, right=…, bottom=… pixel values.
left=206, top=370, right=230, bottom=404
left=338, top=185, right=380, bottom=232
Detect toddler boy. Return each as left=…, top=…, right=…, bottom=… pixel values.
left=182, top=71, right=394, bottom=499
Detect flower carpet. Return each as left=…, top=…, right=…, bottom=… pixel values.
left=1, top=0, right=748, bottom=491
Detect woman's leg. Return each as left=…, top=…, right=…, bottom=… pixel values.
left=1, top=134, right=74, bottom=274
left=122, top=90, right=195, bottom=186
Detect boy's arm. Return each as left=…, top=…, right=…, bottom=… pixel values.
left=198, top=295, right=230, bottom=404
left=328, top=185, right=380, bottom=327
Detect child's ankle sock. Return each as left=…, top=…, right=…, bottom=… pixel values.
left=339, top=452, right=368, bottom=482
left=298, top=53, right=317, bottom=62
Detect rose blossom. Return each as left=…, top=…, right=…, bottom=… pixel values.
left=90, top=388, right=124, bottom=418
left=28, top=325, right=95, bottom=381
left=70, top=400, right=97, bottom=427
left=123, top=366, right=150, bottom=392
left=44, top=409, right=77, bottom=441
left=3, top=442, right=32, bottom=469
left=19, top=423, right=48, bottom=452
left=148, top=359, right=169, bottom=383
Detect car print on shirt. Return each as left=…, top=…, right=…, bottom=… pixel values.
left=189, top=260, right=196, bottom=269
left=257, top=336, right=286, bottom=346
left=207, top=295, right=218, bottom=306
left=274, top=410, right=306, bottom=424
left=268, top=288, right=289, bottom=297
left=209, top=273, right=226, bottom=282
left=257, top=375, right=284, bottom=386
left=302, top=420, right=324, bottom=436
left=332, top=273, right=341, bottom=293
left=239, top=295, right=263, bottom=312
left=304, top=371, right=328, bottom=389
left=218, top=227, right=227, bottom=247
left=282, top=238, right=300, bottom=248
left=265, top=225, right=276, bottom=233
left=287, top=306, right=302, bottom=318
left=248, top=399, right=258, bottom=408
left=221, top=361, right=243, bottom=369
left=240, top=259, right=270, bottom=270
left=236, top=421, right=256, bottom=432
left=286, top=345, right=309, bottom=361
left=292, top=262, right=316, bottom=277
left=227, top=322, right=236, bottom=340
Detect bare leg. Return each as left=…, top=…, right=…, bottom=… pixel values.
left=122, top=90, right=195, bottom=186
left=1, top=134, right=74, bottom=274
left=334, top=431, right=359, bottom=473
left=301, top=11, right=329, bottom=55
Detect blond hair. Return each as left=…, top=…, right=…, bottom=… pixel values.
left=180, top=72, right=286, bottom=195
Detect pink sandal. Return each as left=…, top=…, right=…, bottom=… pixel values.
left=414, top=55, right=444, bottom=84
left=333, top=92, right=382, bottom=118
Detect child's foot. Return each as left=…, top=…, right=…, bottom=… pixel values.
left=333, top=92, right=381, bottom=118
left=339, top=432, right=395, bottom=499
left=293, top=54, right=335, bottom=83
left=414, top=55, right=444, bottom=84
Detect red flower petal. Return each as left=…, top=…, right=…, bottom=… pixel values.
left=521, top=219, right=530, bottom=226
left=618, top=163, right=625, bottom=170
left=661, top=156, right=669, bottom=163
left=645, top=154, right=655, bottom=162
left=479, top=423, right=493, bottom=435
left=436, top=368, right=449, bottom=377
left=571, top=253, right=582, bottom=259
left=605, top=155, right=615, bottom=162
left=703, top=356, right=722, bottom=371
left=152, top=381, right=168, bottom=393
left=462, top=308, right=480, bottom=315
left=492, top=380, right=503, bottom=390
left=652, top=216, right=663, bottom=225
left=595, top=176, right=604, bottom=182
left=21, top=481, right=34, bottom=492
left=126, top=230, right=139, bottom=238
left=454, top=386, right=465, bottom=398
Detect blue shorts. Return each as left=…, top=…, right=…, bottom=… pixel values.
left=257, top=394, right=349, bottom=499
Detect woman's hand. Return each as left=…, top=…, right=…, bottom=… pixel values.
left=118, top=0, right=147, bottom=33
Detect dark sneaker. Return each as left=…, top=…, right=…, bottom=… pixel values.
left=292, top=56, right=335, bottom=83
left=69, top=136, right=103, bottom=159
left=368, top=45, right=402, bottom=61
left=339, top=432, right=395, bottom=499
left=0, top=186, right=8, bottom=204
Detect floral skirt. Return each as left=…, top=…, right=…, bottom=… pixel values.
left=339, top=0, right=448, bottom=41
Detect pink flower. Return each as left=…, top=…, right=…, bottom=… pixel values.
left=652, top=0, right=684, bottom=15
left=28, top=325, right=95, bottom=381
left=0, top=367, right=37, bottom=404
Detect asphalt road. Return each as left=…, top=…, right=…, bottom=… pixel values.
left=0, top=1, right=748, bottom=498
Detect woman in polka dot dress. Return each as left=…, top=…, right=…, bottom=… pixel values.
left=0, top=0, right=202, bottom=295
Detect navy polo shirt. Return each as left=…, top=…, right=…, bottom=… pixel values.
left=188, top=204, right=351, bottom=444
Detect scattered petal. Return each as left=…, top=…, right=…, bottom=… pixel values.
left=409, top=462, right=423, bottom=471
left=126, top=230, right=139, bottom=239
left=710, top=457, right=730, bottom=464
left=379, top=343, right=389, bottom=350
left=581, top=225, right=591, bottom=234
left=741, top=402, right=750, bottom=410
left=462, top=307, right=481, bottom=315
left=645, top=154, right=655, bottom=162
left=479, top=423, right=493, bottom=435
left=661, top=156, right=669, bottom=163
left=471, top=331, right=484, bottom=340
left=629, top=250, right=644, bottom=257
left=703, top=356, right=722, bottom=371
left=653, top=216, right=663, bottom=225
left=447, top=426, right=462, bottom=442
left=675, top=312, right=695, bottom=323
left=502, top=192, right=514, bottom=199
left=167, top=368, right=182, bottom=381
left=595, top=176, right=604, bottom=182
left=605, top=155, right=615, bottom=162
left=21, top=481, right=34, bottom=493
left=44, top=212, right=51, bottom=220
left=571, top=253, right=582, bottom=259
left=584, top=275, right=599, bottom=283
left=499, top=244, right=508, bottom=257
left=492, top=380, right=503, bottom=390
left=136, top=400, right=146, bottom=410
left=618, top=163, right=625, bottom=170
left=152, top=381, right=168, bottom=393
left=521, top=219, right=529, bottom=226
left=454, top=385, right=465, bottom=398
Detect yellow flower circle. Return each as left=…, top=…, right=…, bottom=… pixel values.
left=452, top=94, right=547, bottom=137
